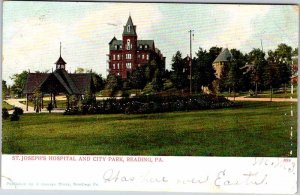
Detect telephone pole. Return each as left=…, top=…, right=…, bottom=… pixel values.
left=188, top=30, right=194, bottom=95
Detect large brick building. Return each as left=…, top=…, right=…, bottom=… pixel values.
left=107, top=16, right=165, bottom=79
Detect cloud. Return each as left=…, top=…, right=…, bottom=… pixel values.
left=209, top=5, right=272, bottom=49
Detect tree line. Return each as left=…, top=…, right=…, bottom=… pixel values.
left=4, top=43, right=298, bottom=98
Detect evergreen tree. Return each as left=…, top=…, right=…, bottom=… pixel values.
left=170, top=51, right=187, bottom=90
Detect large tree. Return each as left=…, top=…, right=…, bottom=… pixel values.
left=243, top=48, right=267, bottom=96
left=274, top=44, right=292, bottom=93
left=170, top=51, right=187, bottom=90
left=193, top=47, right=216, bottom=92
left=10, top=71, right=28, bottom=97
left=105, top=74, right=122, bottom=92
left=128, top=67, right=147, bottom=90
left=264, top=50, right=280, bottom=101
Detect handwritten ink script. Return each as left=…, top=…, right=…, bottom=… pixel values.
left=2, top=155, right=297, bottom=193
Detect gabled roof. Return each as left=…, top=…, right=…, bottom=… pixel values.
left=123, top=16, right=137, bottom=36
left=213, top=48, right=232, bottom=64
left=23, top=73, right=50, bottom=94
left=55, top=56, right=67, bottom=65
left=109, top=36, right=117, bottom=45
left=137, top=40, right=154, bottom=50
left=23, top=70, right=93, bottom=95
left=109, top=40, right=122, bottom=50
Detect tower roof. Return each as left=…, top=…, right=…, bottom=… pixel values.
left=123, top=15, right=137, bottom=36
left=55, top=56, right=67, bottom=65
left=213, top=48, right=233, bottom=64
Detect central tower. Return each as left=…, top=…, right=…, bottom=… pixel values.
left=122, top=15, right=137, bottom=72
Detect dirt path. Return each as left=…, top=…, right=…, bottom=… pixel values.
left=227, top=96, right=297, bottom=102
left=4, top=99, right=64, bottom=114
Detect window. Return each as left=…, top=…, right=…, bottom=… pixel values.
left=127, top=39, right=131, bottom=50
left=127, top=25, right=130, bottom=32
left=120, top=45, right=122, bottom=49
left=138, top=55, right=140, bottom=59
left=117, top=54, right=120, bottom=60
left=113, top=55, right=115, bottom=60
left=117, top=72, right=120, bottom=76
left=112, top=64, right=115, bottom=69
left=146, top=54, right=149, bottom=60
left=140, top=45, right=143, bottom=49
left=126, top=63, right=132, bottom=69
left=117, top=63, right=120, bottom=69
left=145, top=45, right=148, bottom=49
left=114, top=45, right=117, bottom=50
left=142, top=54, right=144, bottom=59
left=126, top=54, right=132, bottom=59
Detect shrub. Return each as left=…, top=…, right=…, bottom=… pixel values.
left=2, top=108, right=9, bottom=120
left=10, top=111, right=20, bottom=121
left=14, top=107, right=23, bottom=115
left=63, top=94, right=235, bottom=115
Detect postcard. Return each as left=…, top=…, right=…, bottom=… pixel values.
left=1, top=1, right=298, bottom=194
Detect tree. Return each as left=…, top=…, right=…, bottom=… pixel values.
left=92, top=73, right=104, bottom=92
left=193, top=47, right=216, bottom=93
left=243, top=48, right=267, bottom=96
left=274, top=44, right=292, bottom=94
left=2, top=80, right=8, bottom=100
left=225, top=60, right=240, bottom=100
left=10, top=71, right=28, bottom=97
left=293, top=48, right=298, bottom=56
left=105, top=74, right=122, bottom=92
left=128, top=67, right=147, bottom=90
left=170, top=51, right=187, bottom=90
left=264, top=51, right=280, bottom=101
left=76, top=67, right=85, bottom=73
left=152, top=68, right=163, bottom=91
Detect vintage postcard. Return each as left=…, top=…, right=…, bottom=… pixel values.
left=1, top=1, right=298, bottom=194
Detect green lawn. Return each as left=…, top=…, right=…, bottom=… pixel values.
left=2, top=102, right=297, bottom=157
left=2, top=101, right=14, bottom=110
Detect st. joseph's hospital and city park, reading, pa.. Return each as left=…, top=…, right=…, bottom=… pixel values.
left=2, top=2, right=298, bottom=156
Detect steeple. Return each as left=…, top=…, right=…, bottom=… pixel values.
left=123, top=15, right=137, bottom=36
left=55, top=42, right=67, bottom=70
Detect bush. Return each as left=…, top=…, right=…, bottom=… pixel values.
left=63, top=94, right=235, bottom=115
left=10, top=111, right=20, bottom=121
left=2, top=108, right=9, bottom=120
left=14, top=107, right=24, bottom=115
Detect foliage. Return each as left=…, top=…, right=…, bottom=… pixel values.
left=10, top=71, right=28, bottom=97
left=10, top=110, right=20, bottom=121
left=170, top=51, right=188, bottom=90
left=2, top=108, right=9, bottom=120
left=128, top=67, right=147, bottom=89
left=104, top=74, right=122, bottom=92
left=2, top=80, right=8, bottom=99
left=14, top=107, right=24, bottom=115
left=64, top=94, right=234, bottom=115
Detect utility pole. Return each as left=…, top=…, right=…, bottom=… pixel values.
left=188, top=30, right=194, bottom=95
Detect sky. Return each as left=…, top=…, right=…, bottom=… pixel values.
left=2, top=1, right=299, bottom=85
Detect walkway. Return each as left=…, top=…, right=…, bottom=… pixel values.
left=227, top=96, right=297, bottom=102
left=4, top=99, right=64, bottom=114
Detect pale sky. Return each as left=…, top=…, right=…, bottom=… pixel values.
left=2, top=1, right=299, bottom=85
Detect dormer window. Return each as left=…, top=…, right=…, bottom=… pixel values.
left=114, top=45, right=117, bottom=50
left=145, top=45, right=148, bottom=49
left=140, top=45, right=143, bottom=49
left=127, top=25, right=130, bottom=32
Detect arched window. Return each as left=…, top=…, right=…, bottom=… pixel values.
left=127, top=39, right=131, bottom=50
left=127, top=25, right=130, bottom=32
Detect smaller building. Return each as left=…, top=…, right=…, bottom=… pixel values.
left=23, top=46, right=95, bottom=111
left=212, top=48, right=233, bottom=93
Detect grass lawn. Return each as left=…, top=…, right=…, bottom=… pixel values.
left=2, top=101, right=14, bottom=110
left=2, top=101, right=297, bottom=157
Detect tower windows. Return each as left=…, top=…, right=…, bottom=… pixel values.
left=127, top=39, right=131, bottom=50
left=127, top=25, right=130, bottom=32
